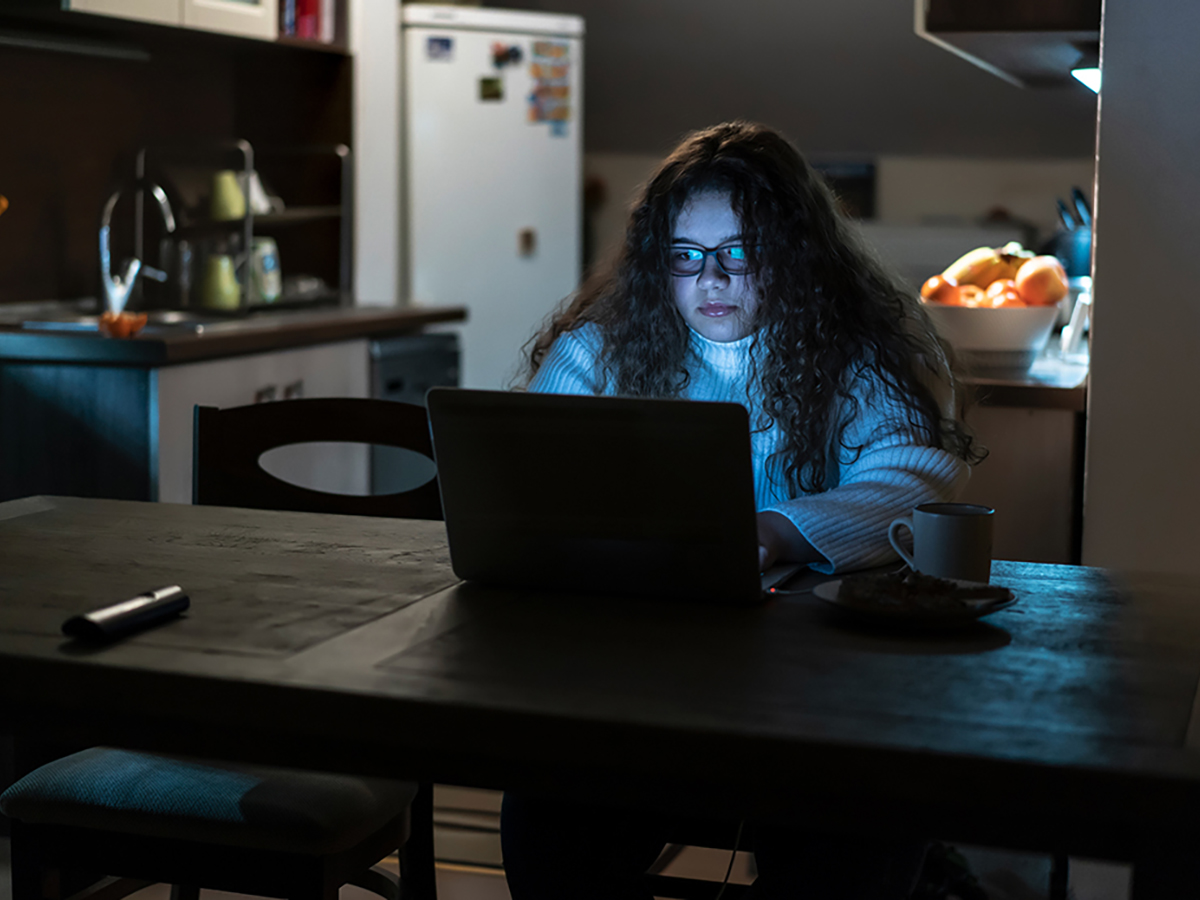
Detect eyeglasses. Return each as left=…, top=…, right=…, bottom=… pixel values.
left=668, top=242, right=752, bottom=277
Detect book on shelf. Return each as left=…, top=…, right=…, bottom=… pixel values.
left=320, top=0, right=335, bottom=43
left=282, top=0, right=337, bottom=43
left=296, top=0, right=317, bottom=40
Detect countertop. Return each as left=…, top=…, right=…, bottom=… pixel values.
left=0, top=301, right=1087, bottom=411
left=0, top=303, right=468, bottom=366
left=965, top=347, right=1089, bottom=411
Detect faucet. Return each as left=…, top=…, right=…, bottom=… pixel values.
left=100, top=182, right=176, bottom=315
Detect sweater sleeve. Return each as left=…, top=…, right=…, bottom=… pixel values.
left=527, top=325, right=608, bottom=395
left=765, top=370, right=970, bottom=574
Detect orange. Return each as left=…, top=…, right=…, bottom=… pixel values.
left=920, top=274, right=960, bottom=304
left=1014, top=256, right=1069, bottom=306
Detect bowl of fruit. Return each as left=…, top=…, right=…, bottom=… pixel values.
left=920, top=242, right=1069, bottom=376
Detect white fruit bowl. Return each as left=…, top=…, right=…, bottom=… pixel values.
left=923, top=303, right=1059, bottom=376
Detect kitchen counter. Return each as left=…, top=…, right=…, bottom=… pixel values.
left=0, top=303, right=467, bottom=365
left=964, top=347, right=1089, bottom=411
left=956, top=343, right=1090, bottom=565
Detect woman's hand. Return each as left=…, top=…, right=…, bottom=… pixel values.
left=757, top=510, right=823, bottom=571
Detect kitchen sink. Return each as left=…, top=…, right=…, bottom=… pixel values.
left=18, top=309, right=255, bottom=335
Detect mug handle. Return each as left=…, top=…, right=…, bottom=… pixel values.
left=888, top=516, right=917, bottom=571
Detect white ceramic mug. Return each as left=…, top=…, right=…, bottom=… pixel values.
left=888, top=502, right=995, bottom=583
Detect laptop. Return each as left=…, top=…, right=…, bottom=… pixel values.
left=426, top=388, right=803, bottom=605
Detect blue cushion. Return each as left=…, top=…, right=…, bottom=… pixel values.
left=0, top=748, right=417, bottom=855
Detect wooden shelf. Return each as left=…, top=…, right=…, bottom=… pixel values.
left=174, top=206, right=342, bottom=238
left=257, top=205, right=343, bottom=225
left=274, top=34, right=347, bottom=55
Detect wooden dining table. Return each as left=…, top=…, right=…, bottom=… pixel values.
left=3, top=495, right=1200, bottom=898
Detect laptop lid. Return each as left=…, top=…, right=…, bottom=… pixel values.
left=426, top=388, right=764, bottom=604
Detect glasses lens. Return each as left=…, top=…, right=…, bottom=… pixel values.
left=669, top=247, right=705, bottom=276
left=718, top=245, right=750, bottom=274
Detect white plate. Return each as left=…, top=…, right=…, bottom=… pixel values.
left=813, top=576, right=1017, bottom=628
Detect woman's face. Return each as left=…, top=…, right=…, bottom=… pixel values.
left=670, top=190, right=760, bottom=343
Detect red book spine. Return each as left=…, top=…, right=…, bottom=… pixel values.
left=296, top=0, right=318, bottom=40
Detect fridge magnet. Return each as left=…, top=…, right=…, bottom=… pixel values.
left=491, top=42, right=523, bottom=68
left=479, top=77, right=504, bottom=102
left=426, top=36, right=454, bottom=61
left=550, top=121, right=569, bottom=138
left=528, top=40, right=571, bottom=126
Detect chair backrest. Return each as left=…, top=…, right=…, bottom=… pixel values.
left=193, top=398, right=442, bottom=520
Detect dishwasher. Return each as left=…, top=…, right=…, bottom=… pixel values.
left=369, top=332, right=460, bottom=495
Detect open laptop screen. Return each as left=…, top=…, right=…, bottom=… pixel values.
left=426, top=388, right=763, bottom=604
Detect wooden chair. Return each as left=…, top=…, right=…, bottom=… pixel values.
left=1, top=399, right=443, bottom=900
left=193, top=398, right=441, bottom=520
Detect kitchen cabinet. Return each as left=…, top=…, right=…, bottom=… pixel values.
left=0, top=340, right=368, bottom=505
left=156, top=339, right=368, bottom=503
left=915, top=0, right=1101, bottom=88
left=957, top=405, right=1082, bottom=564
left=55, top=0, right=277, bottom=40
left=0, top=305, right=466, bottom=507
left=67, top=0, right=180, bottom=27
left=957, top=353, right=1089, bottom=564
left=182, top=0, right=277, bottom=42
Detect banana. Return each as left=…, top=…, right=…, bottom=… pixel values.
left=943, top=247, right=1008, bottom=288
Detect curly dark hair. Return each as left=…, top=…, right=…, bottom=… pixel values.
left=525, top=121, right=981, bottom=495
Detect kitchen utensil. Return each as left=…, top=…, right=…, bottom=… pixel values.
left=1071, top=186, right=1093, bottom=227
left=200, top=254, right=241, bottom=310
left=244, top=170, right=275, bottom=216
left=211, top=170, right=246, bottom=222
left=1048, top=189, right=1092, bottom=279
left=251, top=237, right=282, bottom=303
left=1060, top=276, right=1092, bottom=357
left=1056, top=198, right=1076, bottom=231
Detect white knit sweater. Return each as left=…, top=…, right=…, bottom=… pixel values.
left=527, top=323, right=969, bottom=573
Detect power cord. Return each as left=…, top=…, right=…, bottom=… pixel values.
left=714, top=819, right=746, bottom=900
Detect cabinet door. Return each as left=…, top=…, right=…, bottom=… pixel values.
left=70, top=0, right=182, bottom=26
left=154, top=340, right=369, bottom=504
left=956, top=405, right=1082, bottom=564
left=182, top=0, right=277, bottom=40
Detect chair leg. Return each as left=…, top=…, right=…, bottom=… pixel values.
left=1049, top=853, right=1070, bottom=900
left=170, top=885, right=201, bottom=900
left=10, top=822, right=47, bottom=900
left=397, top=784, right=437, bottom=900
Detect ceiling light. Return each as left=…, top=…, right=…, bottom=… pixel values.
left=1071, top=67, right=1101, bottom=92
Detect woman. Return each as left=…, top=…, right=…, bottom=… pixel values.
left=503, top=121, right=981, bottom=899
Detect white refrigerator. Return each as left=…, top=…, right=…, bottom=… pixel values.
left=402, top=4, right=584, bottom=390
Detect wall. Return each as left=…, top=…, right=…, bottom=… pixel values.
left=876, top=157, right=1096, bottom=239
left=495, top=0, right=1098, bottom=160
left=584, top=151, right=1095, bottom=268
left=349, top=0, right=400, bottom=305
left=1081, top=0, right=1200, bottom=573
